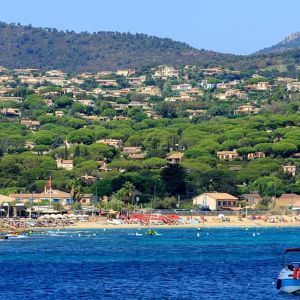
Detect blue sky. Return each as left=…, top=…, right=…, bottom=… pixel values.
left=1, top=0, right=300, bottom=55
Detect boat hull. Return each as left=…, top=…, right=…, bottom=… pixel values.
left=279, top=279, right=300, bottom=294
left=277, top=265, right=300, bottom=294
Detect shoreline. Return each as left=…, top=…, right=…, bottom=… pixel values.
left=33, top=221, right=300, bottom=230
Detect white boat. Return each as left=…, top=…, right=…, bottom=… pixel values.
left=277, top=248, right=300, bottom=294
left=107, top=219, right=122, bottom=225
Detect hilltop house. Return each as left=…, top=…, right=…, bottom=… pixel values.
left=128, top=153, right=145, bottom=160
left=56, top=159, right=74, bottom=171
left=166, top=152, right=184, bottom=164
left=97, top=139, right=123, bottom=148
left=283, top=165, right=297, bottom=177
left=193, top=192, right=239, bottom=210
left=123, top=147, right=142, bottom=154
left=287, top=81, right=300, bottom=91
left=116, top=69, right=136, bottom=77
left=234, top=105, right=259, bottom=115
left=247, top=152, right=265, bottom=160
left=217, top=150, right=239, bottom=161
left=98, top=161, right=112, bottom=172
left=21, top=119, right=41, bottom=130
left=1, top=108, right=21, bottom=117
left=55, top=110, right=64, bottom=117
left=153, top=65, right=179, bottom=79
left=171, top=84, right=192, bottom=92
left=80, top=174, right=97, bottom=184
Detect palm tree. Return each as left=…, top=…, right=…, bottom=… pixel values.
left=69, top=179, right=83, bottom=203
left=113, top=181, right=135, bottom=207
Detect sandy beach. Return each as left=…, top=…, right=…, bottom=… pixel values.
left=66, top=215, right=300, bottom=230
left=3, top=215, right=300, bottom=233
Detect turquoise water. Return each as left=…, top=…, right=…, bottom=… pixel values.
left=0, top=227, right=298, bottom=299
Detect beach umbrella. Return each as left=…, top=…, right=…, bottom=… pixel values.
left=218, top=214, right=225, bottom=220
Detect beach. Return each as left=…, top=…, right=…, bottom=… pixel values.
left=67, top=215, right=300, bottom=229
left=2, top=214, right=300, bottom=233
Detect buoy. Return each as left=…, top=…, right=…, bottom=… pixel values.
left=103, top=229, right=106, bottom=231
left=207, top=233, right=209, bottom=236
left=197, top=227, right=200, bottom=231
left=93, top=233, right=96, bottom=236
left=78, top=233, right=81, bottom=237
left=257, top=232, right=260, bottom=236
left=197, top=233, right=200, bottom=237
left=252, top=233, right=256, bottom=237
left=245, top=228, right=248, bottom=231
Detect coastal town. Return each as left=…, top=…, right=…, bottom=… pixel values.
left=0, top=63, right=300, bottom=230
left=2, top=2, right=300, bottom=299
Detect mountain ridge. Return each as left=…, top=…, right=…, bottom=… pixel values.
left=1, top=22, right=300, bottom=73
left=0, top=22, right=238, bottom=72
left=255, top=32, right=300, bottom=55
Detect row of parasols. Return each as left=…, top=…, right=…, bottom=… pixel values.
left=129, top=214, right=181, bottom=223
left=37, top=214, right=89, bottom=220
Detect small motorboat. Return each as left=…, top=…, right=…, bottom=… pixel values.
left=277, top=248, right=300, bottom=294
left=144, top=229, right=159, bottom=236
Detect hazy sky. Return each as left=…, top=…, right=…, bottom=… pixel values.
left=1, top=0, right=300, bottom=55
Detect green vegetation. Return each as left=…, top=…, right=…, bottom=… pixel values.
left=1, top=50, right=300, bottom=209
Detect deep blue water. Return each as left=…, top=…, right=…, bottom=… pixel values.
left=0, top=227, right=299, bottom=299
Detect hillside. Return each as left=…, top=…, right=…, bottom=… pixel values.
left=255, top=32, right=300, bottom=55
left=0, top=22, right=237, bottom=72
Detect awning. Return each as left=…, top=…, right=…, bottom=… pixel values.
left=285, top=248, right=300, bottom=254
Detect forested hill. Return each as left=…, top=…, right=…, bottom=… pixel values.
left=255, top=32, right=300, bottom=55
left=0, top=22, right=237, bottom=72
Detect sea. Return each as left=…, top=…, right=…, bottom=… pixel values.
left=0, top=227, right=299, bottom=300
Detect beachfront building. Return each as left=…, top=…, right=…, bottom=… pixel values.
left=80, top=194, right=98, bottom=205
left=275, top=193, right=300, bottom=209
left=193, top=192, right=239, bottom=210
left=240, top=193, right=262, bottom=207
left=9, top=190, right=72, bottom=206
